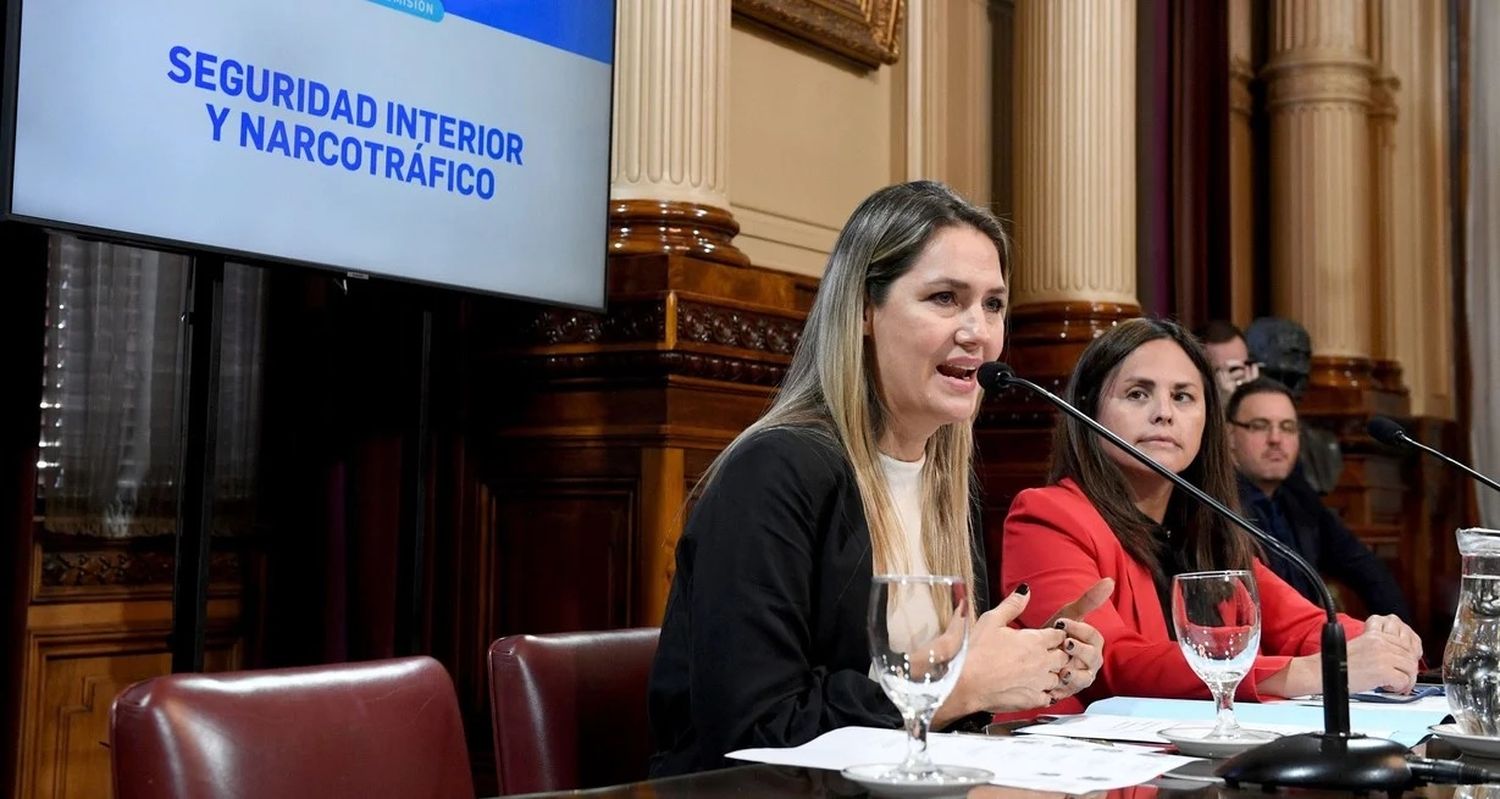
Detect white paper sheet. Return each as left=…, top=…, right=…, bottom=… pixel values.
left=1015, top=712, right=1365, bottom=745
left=727, top=726, right=1198, bottom=793
left=1081, top=696, right=1446, bottom=747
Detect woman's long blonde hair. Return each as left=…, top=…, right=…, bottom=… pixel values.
left=695, top=181, right=1012, bottom=593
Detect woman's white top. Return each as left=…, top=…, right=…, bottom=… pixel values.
left=873, top=452, right=943, bottom=668
left=878, top=451, right=929, bottom=577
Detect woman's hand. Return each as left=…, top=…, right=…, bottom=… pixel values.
left=1347, top=615, right=1422, bottom=694
left=933, top=586, right=1066, bottom=725
left=1041, top=578, right=1112, bottom=701
left=1262, top=615, right=1423, bottom=698
left=1047, top=617, right=1104, bottom=701
left=933, top=579, right=1114, bottom=724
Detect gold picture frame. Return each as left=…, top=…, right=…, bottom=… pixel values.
left=733, top=0, right=904, bottom=68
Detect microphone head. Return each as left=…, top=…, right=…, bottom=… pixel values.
left=1368, top=415, right=1408, bottom=446
left=977, top=362, right=1016, bottom=392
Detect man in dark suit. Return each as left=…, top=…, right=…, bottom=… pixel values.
left=1227, top=378, right=1413, bottom=622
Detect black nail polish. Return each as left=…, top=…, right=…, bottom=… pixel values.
left=1067, top=640, right=1075, bottom=652
left=1054, top=620, right=1067, bottom=630
left=1016, top=583, right=1029, bottom=596
left=1060, top=671, right=1071, bottom=684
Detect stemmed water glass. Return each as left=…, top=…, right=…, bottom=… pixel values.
left=844, top=574, right=992, bottom=787
left=1171, top=570, right=1276, bottom=742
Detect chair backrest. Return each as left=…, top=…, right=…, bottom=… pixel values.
left=488, top=628, right=660, bottom=794
left=110, top=655, right=474, bottom=799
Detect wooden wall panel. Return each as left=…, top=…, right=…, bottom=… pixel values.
left=493, top=482, right=637, bottom=634
left=440, top=253, right=797, bottom=791
left=17, top=599, right=241, bottom=799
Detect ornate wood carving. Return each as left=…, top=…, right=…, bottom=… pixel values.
left=518, top=351, right=790, bottom=387
left=609, top=200, right=750, bottom=268
left=496, top=297, right=803, bottom=359
left=38, top=550, right=241, bottom=591
left=733, top=0, right=904, bottom=68
left=500, top=301, right=666, bottom=346
left=487, top=272, right=805, bottom=388
left=677, top=300, right=801, bottom=355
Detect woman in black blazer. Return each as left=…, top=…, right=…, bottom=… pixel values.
left=648, top=181, right=1110, bottom=775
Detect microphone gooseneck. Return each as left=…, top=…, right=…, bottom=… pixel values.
left=1368, top=415, right=1500, bottom=495
left=983, top=362, right=1418, bottom=791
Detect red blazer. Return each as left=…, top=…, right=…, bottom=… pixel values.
left=1002, top=479, right=1363, bottom=705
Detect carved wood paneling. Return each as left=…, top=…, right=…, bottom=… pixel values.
left=491, top=482, right=637, bottom=635
left=500, top=301, right=666, bottom=347
left=446, top=252, right=809, bottom=790
left=17, top=600, right=241, bottom=799
left=37, top=550, right=241, bottom=596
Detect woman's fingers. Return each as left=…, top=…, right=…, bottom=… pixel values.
left=1365, top=616, right=1423, bottom=661
left=1060, top=638, right=1098, bottom=673
left=1052, top=618, right=1103, bottom=648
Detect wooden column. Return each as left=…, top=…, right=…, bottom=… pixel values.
left=1228, top=0, right=1255, bottom=325
left=1264, top=0, right=1403, bottom=417
left=977, top=1, right=1141, bottom=590
left=1008, top=0, right=1140, bottom=387
left=608, top=0, right=748, bottom=268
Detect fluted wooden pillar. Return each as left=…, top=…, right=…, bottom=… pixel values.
left=1265, top=0, right=1395, bottom=413
left=1369, top=0, right=1406, bottom=396
left=977, top=2, right=1139, bottom=522
left=1228, top=0, right=1255, bottom=325
left=1380, top=0, right=1454, bottom=420
left=1008, top=0, right=1139, bottom=388
left=609, top=0, right=748, bottom=266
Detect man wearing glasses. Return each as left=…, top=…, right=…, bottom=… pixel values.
left=1227, top=378, right=1413, bottom=621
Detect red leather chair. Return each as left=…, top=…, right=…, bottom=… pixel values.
left=488, top=628, right=659, bottom=794
left=110, top=656, right=474, bottom=799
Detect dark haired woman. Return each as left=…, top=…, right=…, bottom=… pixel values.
left=1001, top=318, right=1421, bottom=706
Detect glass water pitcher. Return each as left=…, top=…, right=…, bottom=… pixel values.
left=1445, top=527, right=1500, bottom=735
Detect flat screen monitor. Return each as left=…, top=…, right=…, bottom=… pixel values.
left=3, top=0, right=613, bottom=308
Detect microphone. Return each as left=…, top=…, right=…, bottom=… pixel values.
left=1369, top=415, right=1500, bottom=495
left=979, top=362, right=1413, bottom=791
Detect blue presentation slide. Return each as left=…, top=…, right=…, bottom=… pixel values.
left=10, top=0, right=613, bottom=307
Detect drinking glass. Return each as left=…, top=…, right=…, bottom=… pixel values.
left=853, top=574, right=989, bottom=785
left=1172, top=570, right=1273, bottom=741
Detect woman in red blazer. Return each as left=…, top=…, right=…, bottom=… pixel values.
left=1002, top=318, right=1422, bottom=706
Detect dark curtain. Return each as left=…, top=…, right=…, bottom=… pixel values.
left=1137, top=0, right=1232, bottom=328
left=254, top=272, right=457, bottom=668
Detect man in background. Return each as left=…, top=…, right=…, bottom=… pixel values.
left=1244, top=316, right=1345, bottom=494
left=1228, top=378, right=1413, bottom=621
left=1197, top=320, right=1260, bottom=397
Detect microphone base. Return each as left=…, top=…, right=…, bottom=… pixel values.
left=1216, top=732, right=1411, bottom=791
